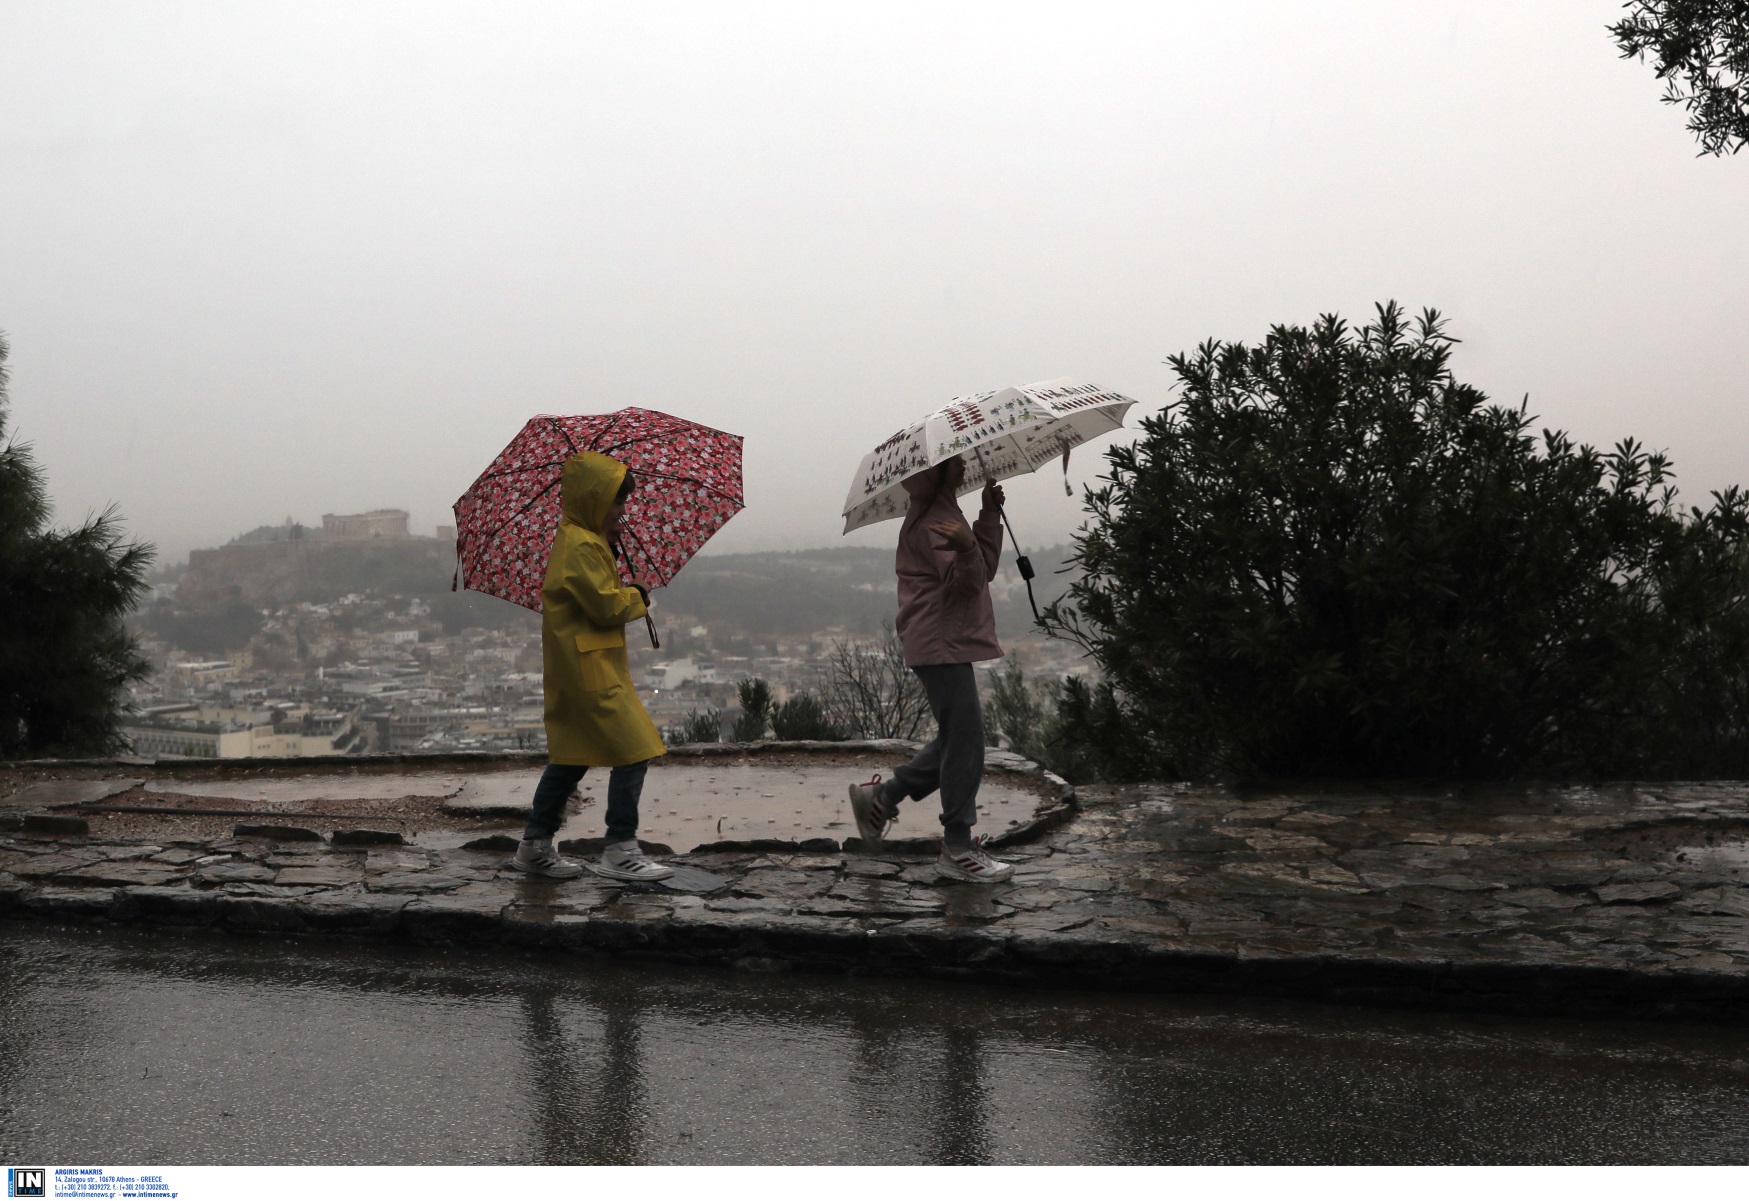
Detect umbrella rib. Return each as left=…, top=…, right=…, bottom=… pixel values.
left=618, top=524, right=660, bottom=582
left=583, top=411, right=629, bottom=451
left=618, top=466, right=744, bottom=506
left=595, top=427, right=682, bottom=455
left=470, top=460, right=571, bottom=483
left=547, top=416, right=582, bottom=457
left=466, top=478, right=563, bottom=552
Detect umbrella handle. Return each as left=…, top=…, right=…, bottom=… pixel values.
left=615, top=538, right=661, bottom=649
left=999, top=508, right=1041, bottom=625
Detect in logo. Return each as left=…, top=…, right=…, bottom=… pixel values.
left=7, top=1169, right=45, bottom=1198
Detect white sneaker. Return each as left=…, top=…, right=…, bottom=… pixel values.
left=847, top=775, right=894, bottom=847
left=509, top=837, right=584, bottom=879
left=936, top=838, right=1015, bottom=883
left=594, top=840, right=674, bottom=882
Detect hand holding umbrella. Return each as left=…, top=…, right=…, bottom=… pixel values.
left=929, top=481, right=1003, bottom=552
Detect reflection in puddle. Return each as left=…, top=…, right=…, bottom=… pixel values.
left=143, top=774, right=466, bottom=802
left=134, top=761, right=1047, bottom=852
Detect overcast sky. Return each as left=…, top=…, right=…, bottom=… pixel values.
left=2, top=1, right=1743, bottom=569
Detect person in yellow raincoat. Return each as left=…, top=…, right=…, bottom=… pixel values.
left=511, top=451, right=673, bottom=882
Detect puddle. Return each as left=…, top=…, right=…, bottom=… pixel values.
left=440, top=773, right=544, bottom=816
left=414, top=761, right=1047, bottom=851
left=1668, top=844, right=1749, bottom=879
left=130, top=760, right=1050, bottom=852
left=143, top=774, right=466, bottom=803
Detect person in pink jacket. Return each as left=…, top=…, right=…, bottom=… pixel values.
left=847, top=455, right=1016, bottom=882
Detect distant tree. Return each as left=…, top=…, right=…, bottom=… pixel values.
left=984, top=655, right=1057, bottom=754
left=135, top=600, right=264, bottom=655
left=733, top=677, right=772, bottom=741
left=821, top=622, right=934, bottom=740
left=1045, top=302, right=1749, bottom=781
left=770, top=692, right=846, bottom=741
left=0, top=332, right=155, bottom=757
left=1611, top=0, right=1749, bottom=155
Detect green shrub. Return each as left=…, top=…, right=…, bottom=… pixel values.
left=1045, top=302, right=1749, bottom=782
left=1, top=332, right=154, bottom=757
left=770, top=692, right=846, bottom=740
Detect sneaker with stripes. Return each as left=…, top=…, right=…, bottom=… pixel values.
left=847, top=775, right=894, bottom=848
left=509, top=837, right=585, bottom=879
left=592, top=839, right=674, bottom=883
left=936, top=837, right=1015, bottom=883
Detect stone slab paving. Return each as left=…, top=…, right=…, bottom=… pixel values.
left=8, top=774, right=1749, bottom=1018
left=0, top=777, right=141, bottom=814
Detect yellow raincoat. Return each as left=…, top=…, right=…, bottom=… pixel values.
left=541, top=453, right=667, bottom=767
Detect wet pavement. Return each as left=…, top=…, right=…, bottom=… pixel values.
left=10, top=750, right=1749, bottom=1017
left=4, top=922, right=1749, bottom=1164
left=5, top=746, right=1052, bottom=852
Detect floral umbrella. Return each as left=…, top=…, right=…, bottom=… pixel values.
left=454, top=408, right=744, bottom=614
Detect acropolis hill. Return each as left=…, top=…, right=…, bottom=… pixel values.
left=176, top=510, right=457, bottom=609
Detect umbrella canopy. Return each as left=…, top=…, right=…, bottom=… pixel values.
left=454, top=408, right=744, bottom=612
left=841, top=378, right=1137, bottom=533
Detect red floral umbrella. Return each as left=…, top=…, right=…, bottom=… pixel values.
left=453, top=408, right=744, bottom=613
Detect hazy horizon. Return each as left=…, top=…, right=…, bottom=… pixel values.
left=3, top=1, right=1744, bottom=571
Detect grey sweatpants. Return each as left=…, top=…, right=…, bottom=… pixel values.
left=883, top=663, right=983, bottom=849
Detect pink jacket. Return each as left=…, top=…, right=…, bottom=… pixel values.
left=894, top=466, right=1004, bottom=667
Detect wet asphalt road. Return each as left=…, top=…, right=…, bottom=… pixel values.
left=4, top=923, right=1749, bottom=1164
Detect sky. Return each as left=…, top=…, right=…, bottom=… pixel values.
left=1, top=1, right=1744, bottom=569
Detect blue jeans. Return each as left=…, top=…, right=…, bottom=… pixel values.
left=523, top=760, right=649, bottom=843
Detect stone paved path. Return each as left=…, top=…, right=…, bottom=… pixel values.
left=6, top=774, right=1749, bottom=1018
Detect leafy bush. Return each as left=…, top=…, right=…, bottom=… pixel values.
left=1, top=333, right=155, bottom=757
left=985, top=655, right=1059, bottom=757
left=666, top=708, right=721, bottom=746
left=770, top=692, right=846, bottom=740
left=1045, top=302, right=1749, bottom=782
left=733, top=678, right=772, bottom=741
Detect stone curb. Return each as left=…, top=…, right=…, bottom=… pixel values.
left=5, top=879, right=1748, bottom=1020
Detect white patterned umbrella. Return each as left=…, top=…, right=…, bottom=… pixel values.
left=841, top=378, right=1137, bottom=534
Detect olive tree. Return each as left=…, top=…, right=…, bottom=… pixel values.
left=1612, top=0, right=1749, bottom=155
left=1045, top=303, right=1749, bottom=781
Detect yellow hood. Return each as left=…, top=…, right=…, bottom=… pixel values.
left=560, top=452, right=627, bottom=535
